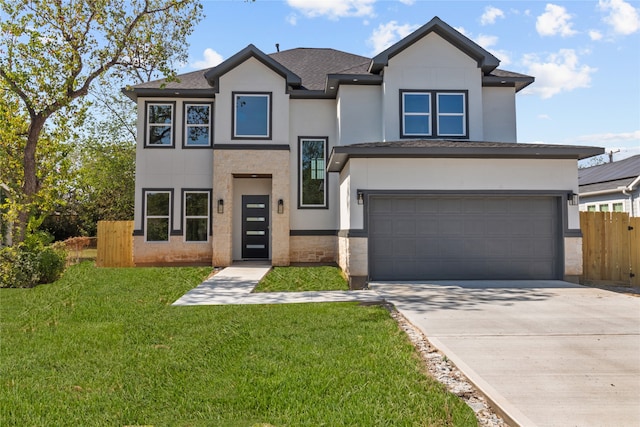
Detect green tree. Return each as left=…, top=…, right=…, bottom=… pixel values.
left=0, top=0, right=203, bottom=243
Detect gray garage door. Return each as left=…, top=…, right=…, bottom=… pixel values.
left=369, top=195, right=561, bottom=280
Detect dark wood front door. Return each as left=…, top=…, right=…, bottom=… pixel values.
left=242, top=195, right=269, bottom=259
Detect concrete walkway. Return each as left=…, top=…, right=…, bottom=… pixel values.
left=370, top=281, right=640, bottom=427
left=172, top=263, right=382, bottom=306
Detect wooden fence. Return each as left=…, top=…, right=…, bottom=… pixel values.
left=581, top=212, right=639, bottom=287
left=96, top=221, right=134, bottom=267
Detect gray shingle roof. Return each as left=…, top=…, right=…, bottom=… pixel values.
left=268, top=48, right=370, bottom=91
left=579, top=155, right=640, bottom=186
left=123, top=16, right=534, bottom=99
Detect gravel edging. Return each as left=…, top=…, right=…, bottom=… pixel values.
left=385, top=304, right=509, bottom=427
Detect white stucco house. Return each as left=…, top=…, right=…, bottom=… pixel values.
left=124, top=16, right=603, bottom=287
left=579, top=155, right=640, bottom=216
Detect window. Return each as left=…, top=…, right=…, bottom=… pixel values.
left=402, top=92, right=431, bottom=136
left=145, top=191, right=171, bottom=242
left=401, top=90, right=468, bottom=138
left=587, top=205, right=596, bottom=212
left=146, top=102, right=174, bottom=147
left=437, top=93, right=466, bottom=136
left=233, top=92, right=271, bottom=139
left=299, top=138, right=327, bottom=208
left=599, top=204, right=609, bottom=212
left=613, top=203, right=624, bottom=212
left=184, top=103, right=212, bottom=147
left=184, top=191, right=210, bottom=242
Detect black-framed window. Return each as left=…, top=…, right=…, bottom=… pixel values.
left=400, top=90, right=468, bottom=138
left=184, top=103, right=212, bottom=147
left=299, top=137, right=327, bottom=208
left=184, top=191, right=210, bottom=242
left=232, top=92, right=271, bottom=139
left=145, top=102, right=175, bottom=147
left=145, top=190, right=171, bottom=242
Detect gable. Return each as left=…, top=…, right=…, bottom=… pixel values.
left=370, top=16, right=499, bottom=74
left=204, top=44, right=301, bottom=93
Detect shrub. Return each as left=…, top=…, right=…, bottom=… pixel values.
left=0, top=242, right=67, bottom=288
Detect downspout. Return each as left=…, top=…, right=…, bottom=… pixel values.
left=621, top=174, right=640, bottom=217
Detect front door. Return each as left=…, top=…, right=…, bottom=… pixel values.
left=242, top=195, right=269, bottom=259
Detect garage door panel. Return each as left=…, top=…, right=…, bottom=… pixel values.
left=393, top=219, right=416, bottom=235
left=369, top=195, right=561, bottom=280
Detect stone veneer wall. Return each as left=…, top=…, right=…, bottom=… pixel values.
left=212, top=149, right=290, bottom=267
left=338, top=235, right=368, bottom=288
left=564, top=236, right=583, bottom=282
left=289, top=235, right=337, bottom=263
left=133, top=235, right=212, bottom=266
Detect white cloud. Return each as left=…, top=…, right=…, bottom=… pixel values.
left=286, top=13, right=298, bottom=26
left=368, top=21, right=420, bottom=54
left=536, top=4, right=577, bottom=37
left=481, top=6, right=505, bottom=25
left=398, top=0, right=415, bottom=5
left=573, top=130, right=640, bottom=144
left=538, top=114, right=551, bottom=120
left=598, top=0, right=640, bottom=35
left=521, top=49, right=596, bottom=98
left=191, top=48, right=224, bottom=69
left=286, top=0, right=376, bottom=20
left=476, top=34, right=498, bottom=48
left=589, top=30, right=603, bottom=40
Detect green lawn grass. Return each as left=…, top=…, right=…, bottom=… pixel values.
left=253, top=266, right=349, bottom=292
left=1, top=263, right=476, bottom=426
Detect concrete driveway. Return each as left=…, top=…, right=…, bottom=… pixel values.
left=369, top=281, right=640, bottom=427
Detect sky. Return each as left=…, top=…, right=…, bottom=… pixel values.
left=181, top=0, right=640, bottom=162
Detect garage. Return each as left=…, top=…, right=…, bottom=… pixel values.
left=368, top=195, right=562, bottom=280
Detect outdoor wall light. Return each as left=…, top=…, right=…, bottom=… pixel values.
left=217, top=199, right=224, bottom=214
left=357, top=191, right=364, bottom=205
left=568, top=192, right=579, bottom=206
left=277, top=199, right=284, bottom=214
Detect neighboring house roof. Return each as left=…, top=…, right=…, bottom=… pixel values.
left=579, top=155, right=640, bottom=193
left=122, top=16, right=533, bottom=100
left=328, top=140, right=604, bottom=172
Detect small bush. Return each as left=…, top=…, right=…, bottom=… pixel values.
left=0, top=242, right=67, bottom=288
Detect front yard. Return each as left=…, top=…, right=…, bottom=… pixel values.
left=0, top=263, right=476, bottom=426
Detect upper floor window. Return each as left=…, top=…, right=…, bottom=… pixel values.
left=145, top=190, right=171, bottom=242
left=145, top=102, right=174, bottom=147
left=400, top=90, right=468, bottom=138
left=299, top=138, right=327, bottom=208
left=233, top=92, right=271, bottom=139
left=184, top=103, right=212, bottom=147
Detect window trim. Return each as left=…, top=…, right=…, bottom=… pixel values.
left=298, top=137, right=329, bottom=209
left=143, top=189, right=174, bottom=243
left=400, top=91, right=432, bottom=137
left=232, top=92, right=272, bottom=140
left=183, top=102, right=213, bottom=148
left=144, top=101, right=175, bottom=148
left=400, top=90, right=469, bottom=139
left=182, top=189, right=212, bottom=243
left=436, top=92, right=467, bottom=137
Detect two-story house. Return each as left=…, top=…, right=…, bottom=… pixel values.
left=124, top=16, right=603, bottom=287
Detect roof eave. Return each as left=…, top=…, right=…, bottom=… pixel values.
left=121, top=87, right=215, bottom=101
left=483, top=75, right=535, bottom=92
left=328, top=145, right=605, bottom=172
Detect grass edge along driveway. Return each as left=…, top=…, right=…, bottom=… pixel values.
left=1, top=263, right=476, bottom=426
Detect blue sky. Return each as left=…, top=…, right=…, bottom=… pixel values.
left=183, top=0, right=640, bottom=161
